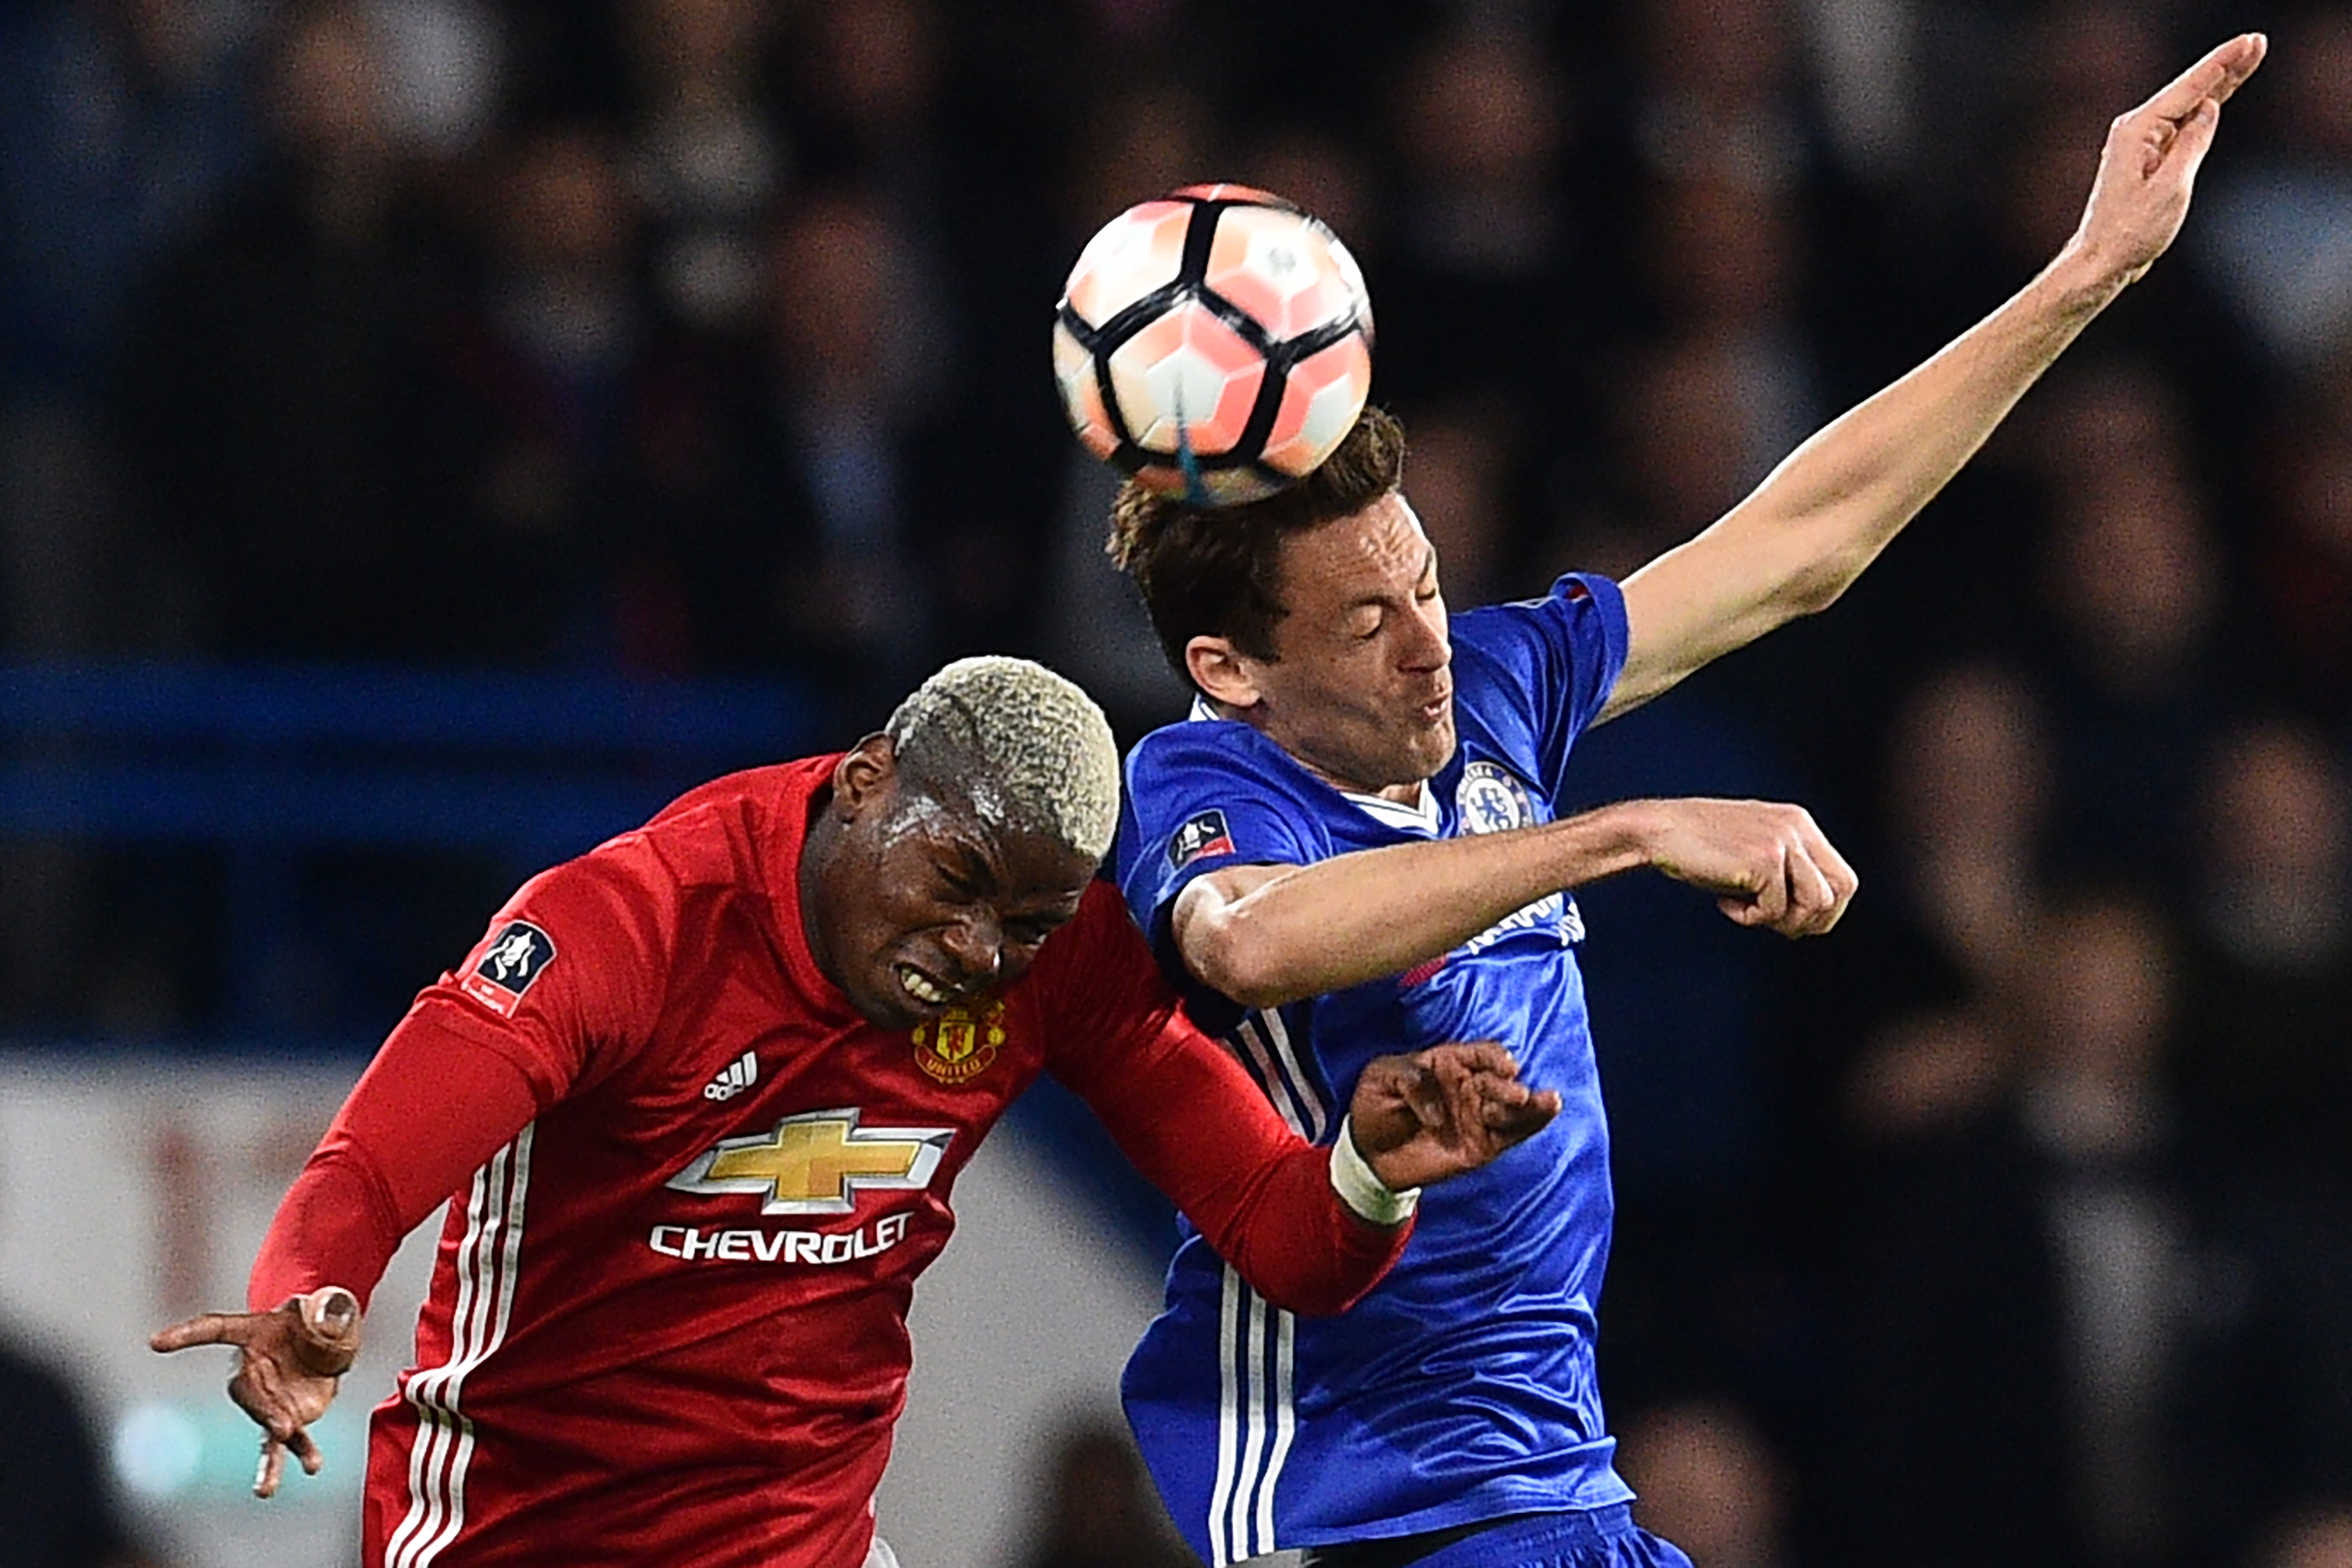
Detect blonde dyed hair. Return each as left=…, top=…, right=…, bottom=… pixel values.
left=884, top=656, right=1121, bottom=862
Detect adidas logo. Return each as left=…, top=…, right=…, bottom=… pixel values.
left=702, top=1051, right=758, bottom=1102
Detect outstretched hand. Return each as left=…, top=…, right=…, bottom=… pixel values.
left=151, top=1285, right=363, bottom=1497
left=1347, top=1042, right=1561, bottom=1192
left=2068, top=32, right=2266, bottom=289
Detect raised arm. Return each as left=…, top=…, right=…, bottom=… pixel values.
left=1599, top=32, right=2266, bottom=722
left=1174, top=795, right=1857, bottom=1009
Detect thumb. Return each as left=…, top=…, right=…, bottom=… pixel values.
left=1399, top=1053, right=1454, bottom=1132
left=2169, top=96, right=2223, bottom=174
left=1719, top=894, right=1769, bottom=927
left=292, top=1287, right=361, bottom=1377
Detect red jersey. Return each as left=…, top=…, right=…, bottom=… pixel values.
left=248, top=756, right=1407, bottom=1567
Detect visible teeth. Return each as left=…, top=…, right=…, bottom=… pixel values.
left=898, top=966, right=948, bottom=1004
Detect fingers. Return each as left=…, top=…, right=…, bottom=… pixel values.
left=1686, top=803, right=1854, bottom=938
left=159, top=1294, right=350, bottom=1497
left=255, top=1436, right=286, bottom=1500
left=1810, top=827, right=1860, bottom=929
left=1354, top=1046, right=1561, bottom=1189
left=2122, top=35, right=2260, bottom=181
left=1749, top=851, right=1791, bottom=927
left=1417, top=1044, right=1534, bottom=1130
left=150, top=1311, right=252, bottom=1355
left=229, top=1352, right=294, bottom=1434
left=1484, top=1084, right=1562, bottom=1140
left=1756, top=857, right=1838, bottom=938
left=1399, top=1053, right=1454, bottom=1132
left=1419, top=1040, right=1518, bottom=1080
left=1775, top=821, right=1858, bottom=938
left=1421, top=1046, right=1555, bottom=1140
left=285, top=1423, right=325, bottom=1477
left=250, top=1425, right=321, bottom=1498
left=249, top=1400, right=325, bottom=1498
left=2138, top=32, right=2265, bottom=124
left=2136, top=89, right=2223, bottom=180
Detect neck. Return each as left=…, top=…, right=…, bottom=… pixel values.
left=1210, top=696, right=1427, bottom=804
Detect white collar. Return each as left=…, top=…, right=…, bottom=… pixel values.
left=1343, top=782, right=1437, bottom=834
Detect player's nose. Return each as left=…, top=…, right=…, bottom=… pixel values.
left=1399, top=600, right=1450, bottom=671
left=936, top=913, right=1003, bottom=991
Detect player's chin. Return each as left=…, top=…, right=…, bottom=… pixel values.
left=1404, top=713, right=1457, bottom=776
left=847, top=967, right=937, bottom=1030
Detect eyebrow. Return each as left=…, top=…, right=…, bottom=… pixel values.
left=935, top=834, right=998, bottom=891
left=1340, top=548, right=1439, bottom=611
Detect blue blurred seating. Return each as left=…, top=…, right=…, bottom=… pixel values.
left=0, top=662, right=819, bottom=1037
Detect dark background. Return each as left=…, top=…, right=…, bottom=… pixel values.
left=4, top=2, right=2350, bottom=1565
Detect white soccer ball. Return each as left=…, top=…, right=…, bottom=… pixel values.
left=1052, top=183, right=1375, bottom=507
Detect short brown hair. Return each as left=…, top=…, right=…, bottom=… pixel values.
left=1105, top=406, right=1408, bottom=677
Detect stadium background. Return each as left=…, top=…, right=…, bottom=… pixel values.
left=2, top=0, right=2350, bottom=1564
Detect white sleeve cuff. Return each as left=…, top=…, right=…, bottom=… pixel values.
left=1328, top=1115, right=1420, bottom=1227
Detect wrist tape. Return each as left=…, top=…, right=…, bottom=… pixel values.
left=1328, top=1115, right=1421, bottom=1226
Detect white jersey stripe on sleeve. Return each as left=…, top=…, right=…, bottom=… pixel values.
left=1254, top=1009, right=1328, bottom=1144
left=383, top=1141, right=503, bottom=1568
left=385, top=1123, right=535, bottom=1568
left=408, top=1142, right=519, bottom=1562
left=1232, top=1018, right=1309, bottom=1138
left=419, top=1145, right=532, bottom=1565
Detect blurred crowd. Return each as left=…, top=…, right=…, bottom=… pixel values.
left=5, top=0, right=2352, bottom=1565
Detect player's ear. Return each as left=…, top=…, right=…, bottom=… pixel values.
left=832, top=735, right=896, bottom=818
left=1185, top=636, right=1262, bottom=710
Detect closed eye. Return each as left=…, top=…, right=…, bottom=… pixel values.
left=1006, top=902, right=1082, bottom=946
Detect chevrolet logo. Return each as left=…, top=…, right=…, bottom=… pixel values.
left=666, top=1109, right=953, bottom=1215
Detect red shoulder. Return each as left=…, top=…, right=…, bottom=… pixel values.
left=1021, top=880, right=1180, bottom=1082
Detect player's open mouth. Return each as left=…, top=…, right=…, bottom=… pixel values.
left=896, top=964, right=952, bottom=1007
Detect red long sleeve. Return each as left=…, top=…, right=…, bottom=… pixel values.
left=1042, top=884, right=1410, bottom=1316
left=1083, top=1021, right=1409, bottom=1316
left=249, top=1007, right=545, bottom=1312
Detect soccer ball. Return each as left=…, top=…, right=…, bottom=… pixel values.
left=1052, top=183, right=1374, bottom=507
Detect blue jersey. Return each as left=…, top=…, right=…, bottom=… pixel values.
left=1114, top=573, right=1636, bottom=1565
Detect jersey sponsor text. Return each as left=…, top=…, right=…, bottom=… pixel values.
left=647, top=1211, right=913, bottom=1265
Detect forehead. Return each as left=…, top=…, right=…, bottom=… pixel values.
left=1274, top=493, right=1430, bottom=615
left=881, top=779, right=1091, bottom=901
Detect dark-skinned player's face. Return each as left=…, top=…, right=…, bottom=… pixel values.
left=805, top=741, right=1095, bottom=1031
left=1248, top=493, right=1454, bottom=797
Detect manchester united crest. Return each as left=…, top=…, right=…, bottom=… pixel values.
left=912, top=998, right=1007, bottom=1085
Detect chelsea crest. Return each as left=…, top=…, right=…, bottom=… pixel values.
left=1456, top=760, right=1537, bottom=835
